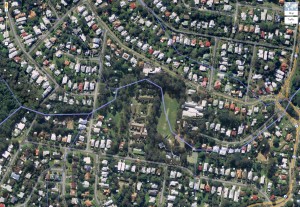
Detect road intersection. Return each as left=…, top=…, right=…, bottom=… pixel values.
left=0, top=0, right=299, bottom=206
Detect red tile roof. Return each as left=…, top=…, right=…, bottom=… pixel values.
left=130, top=2, right=136, bottom=9
left=205, top=41, right=211, bottom=47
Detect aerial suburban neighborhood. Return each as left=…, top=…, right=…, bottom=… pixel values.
left=0, top=0, right=299, bottom=207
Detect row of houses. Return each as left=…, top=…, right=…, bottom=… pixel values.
left=200, top=156, right=289, bottom=185
left=166, top=170, right=187, bottom=206
left=55, top=0, right=80, bottom=11
left=12, top=3, right=53, bottom=47
left=110, top=12, right=213, bottom=80
left=240, top=9, right=276, bottom=23
left=49, top=92, right=93, bottom=106
left=69, top=154, right=93, bottom=206
left=0, top=9, right=6, bottom=31
left=252, top=48, right=291, bottom=95
left=104, top=7, right=212, bottom=78
left=183, top=96, right=266, bottom=117
left=23, top=63, right=53, bottom=98
left=1, top=145, right=63, bottom=205
left=130, top=14, right=212, bottom=49
left=106, top=38, right=139, bottom=68
left=109, top=13, right=169, bottom=61
left=100, top=159, right=163, bottom=206
left=239, top=8, right=294, bottom=45
left=154, top=0, right=211, bottom=28
left=0, top=144, right=14, bottom=178
left=89, top=113, right=111, bottom=150
left=12, top=117, right=27, bottom=137
left=2, top=31, right=21, bottom=60
left=31, top=118, right=87, bottom=147
left=218, top=42, right=250, bottom=78
left=193, top=0, right=231, bottom=8
left=165, top=34, right=211, bottom=48
left=77, top=5, right=102, bottom=36
left=190, top=179, right=241, bottom=202
left=99, top=159, right=115, bottom=207
left=256, top=49, right=289, bottom=83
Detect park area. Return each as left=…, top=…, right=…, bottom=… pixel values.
left=157, top=93, right=179, bottom=138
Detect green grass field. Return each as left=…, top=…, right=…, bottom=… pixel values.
left=157, top=93, right=179, bottom=138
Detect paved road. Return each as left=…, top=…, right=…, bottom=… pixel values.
left=138, top=0, right=292, bottom=51
left=245, top=45, right=257, bottom=102
left=86, top=1, right=278, bottom=107
left=208, top=37, right=219, bottom=91
left=109, top=154, right=270, bottom=201
left=0, top=115, right=37, bottom=186
left=86, top=30, right=107, bottom=151
left=62, top=148, right=67, bottom=198
left=82, top=4, right=281, bottom=148
left=23, top=139, right=261, bottom=188
left=182, top=0, right=233, bottom=16
left=21, top=134, right=273, bottom=203
left=237, top=2, right=283, bottom=11
left=3, top=1, right=298, bottom=206
left=233, top=2, right=239, bottom=25
left=94, top=154, right=101, bottom=205
left=0, top=150, right=20, bottom=186
left=249, top=26, right=300, bottom=207
left=47, top=0, right=60, bottom=20
left=15, top=168, right=64, bottom=207
left=7, top=12, right=59, bottom=89
left=159, top=166, right=167, bottom=204
left=28, top=1, right=83, bottom=54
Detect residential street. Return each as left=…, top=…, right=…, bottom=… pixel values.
left=0, top=0, right=299, bottom=206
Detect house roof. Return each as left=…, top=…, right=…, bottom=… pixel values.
left=130, top=2, right=136, bottom=9
left=163, top=10, right=170, bottom=17
left=281, top=62, right=288, bottom=72
left=237, top=169, right=242, bottom=178
left=251, top=195, right=258, bottom=200
left=92, top=24, right=98, bottom=31
left=286, top=29, right=293, bottom=35
left=205, top=41, right=211, bottom=47
left=85, top=172, right=91, bottom=180
left=29, top=10, right=36, bottom=19
left=230, top=103, right=235, bottom=110
left=205, top=184, right=210, bottom=192
left=270, top=195, right=275, bottom=201
left=35, top=149, right=39, bottom=156
left=71, top=182, right=76, bottom=189
left=84, top=200, right=92, bottom=206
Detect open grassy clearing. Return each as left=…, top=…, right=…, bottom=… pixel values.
left=157, top=93, right=179, bottom=138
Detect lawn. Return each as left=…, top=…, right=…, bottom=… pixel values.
left=106, top=110, right=122, bottom=135
left=157, top=93, right=179, bottom=138
left=187, top=152, right=198, bottom=164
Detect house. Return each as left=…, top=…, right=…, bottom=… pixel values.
left=203, top=163, right=208, bottom=172
left=223, top=187, right=229, bottom=198
left=260, top=175, right=265, bottom=185
left=236, top=169, right=242, bottom=179
left=11, top=172, right=20, bottom=181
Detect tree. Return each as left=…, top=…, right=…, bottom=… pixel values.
left=258, top=139, right=270, bottom=155
left=266, top=158, right=277, bottom=179
left=67, top=153, right=73, bottom=163
left=285, top=201, right=293, bottom=207
left=273, top=138, right=280, bottom=148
